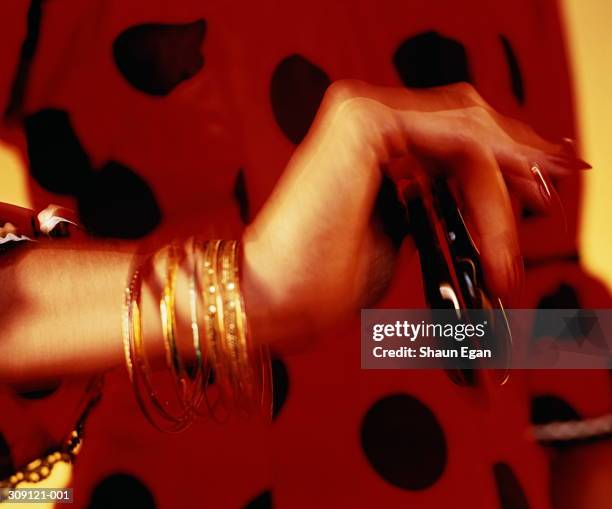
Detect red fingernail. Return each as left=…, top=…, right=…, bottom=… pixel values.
left=547, top=154, right=592, bottom=170
left=572, top=158, right=592, bottom=170
left=551, top=138, right=592, bottom=169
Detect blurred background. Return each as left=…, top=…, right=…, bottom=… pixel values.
left=563, top=0, right=612, bottom=289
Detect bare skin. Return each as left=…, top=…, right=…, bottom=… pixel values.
left=0, top=81, right=583, bottom=383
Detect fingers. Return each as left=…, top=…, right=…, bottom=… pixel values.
left=316, top=84, right=574, bottom=298
left=458, top=154, right=523, bottom=301
left=324, top=85, right=563, bottom=218
left=492, top=143, right=562, bottom=214
left=484, top=115, right=590, bottom=172
left=395, top=109, right=522, bottom=299
left=430, top=108, right=566, bottom=215
left=503, top=160, right=564, bottom=217
left=323, top=80, right=590, bottom=172
left=434, top=82, right=589, bottom=169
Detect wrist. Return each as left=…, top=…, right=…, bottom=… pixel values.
left=241, top=229, right=319, bottom=350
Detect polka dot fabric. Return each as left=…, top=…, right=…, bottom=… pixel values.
left=0, top=0, right=610, bottom=508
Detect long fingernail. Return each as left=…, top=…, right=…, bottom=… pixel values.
left=547, top=154, right=592, bottom=170
left=553, top=138, right=593, bottom=169
left=530, top=163, right=552, bottom=205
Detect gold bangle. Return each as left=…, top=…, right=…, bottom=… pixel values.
left=160, top=243, right=196, bottom=414
left=217, top=240, right=272, bottom=417
left=122, top=238, right=272, bottom=431
left=187, top=236, right=210, bottom=415
left=123, top=253, right=191, bottom=432
left=198, top=239, right=231, bottom=421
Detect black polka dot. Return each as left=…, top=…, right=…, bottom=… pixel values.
left=244, top=490, right=273, bottom=509
left=77, top=161, right=162, bottom=238
left=537, top=283, right=581, bottom=309
left=492, top=463, right=531, bottom=509
left=271, top=358, right=289, bottom=420
left=88, top=473, right=156, bottom=509
left=270, top=54, right=330, bottom=144
left=4, top=0, right=44, bottom=120
left=24, top=109, right=161, bottom=238
left=24, top=109, right=91, bottom=194
left=361, top=394, right=447, bottom=490
left=500, top=35, right=525, bottom=105
left=533, top=284, right=582, bottom=341
left=0, top=433, right=14, bottom=479
left=233, top=169, right=250, bottom=225
left=393, top=31, right=472, bottom=88
left=113, top=20, right=206, bottom=96
left=531, top=395, right=580, bottom=425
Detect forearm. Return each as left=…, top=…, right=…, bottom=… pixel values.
left=0, top=235, right=300, bottom=384
left=0, top=241, right=142, bottom=382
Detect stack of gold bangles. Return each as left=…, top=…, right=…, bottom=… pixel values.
left=122, top=238, right=272, bottom=432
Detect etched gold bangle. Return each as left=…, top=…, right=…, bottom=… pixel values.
left=217, top=240, right=272, bottom=417
left=123, top=238, right=272, bottom=431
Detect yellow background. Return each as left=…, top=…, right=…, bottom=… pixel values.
left=563, top=0, right=612, bottom=289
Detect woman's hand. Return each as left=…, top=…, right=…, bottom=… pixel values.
left=242, top=80, right=585, bottom=345
left=0, top=80, right=584, bottom=382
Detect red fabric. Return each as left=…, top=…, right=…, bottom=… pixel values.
left=0, top=1, right=609, bottom=507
